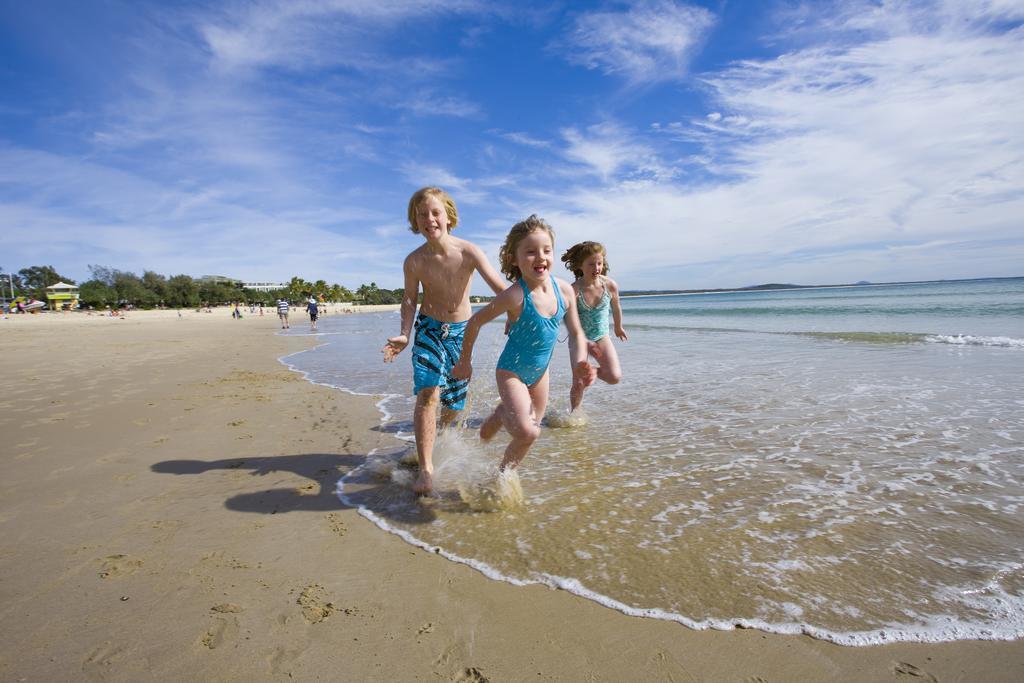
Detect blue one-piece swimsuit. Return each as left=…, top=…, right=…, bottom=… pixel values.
left=496, top=276, right=566, bottom=386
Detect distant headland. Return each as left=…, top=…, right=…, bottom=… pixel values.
left=620, top=275, right=1021, bottom=298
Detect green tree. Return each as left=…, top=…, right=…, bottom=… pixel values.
left=286, top=276, right=309, bottom=302
left=197, top=280, right=246, bottom=306
left=113, top=271, right=158, bottom=308
left=88, top=265, right=116, bottom=286
left=17, top=265, right=76, bottom=300
left=329, top=283, right=353, bottom=302
left=78, top=280, right=116, bottom=309
left=165, top=274, right=199, bottom=308
left=142, top=271, right=168, bottom=304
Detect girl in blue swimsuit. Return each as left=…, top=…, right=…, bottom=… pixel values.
left=452, top=215, right=595, bottom=471
left=560, top=241, right=628, bottom=410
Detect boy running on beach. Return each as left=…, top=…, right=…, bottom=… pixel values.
left=382, top=187, right=507, bottom=494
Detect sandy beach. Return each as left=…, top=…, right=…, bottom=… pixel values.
left=1, top=309, right=1022, bottom=681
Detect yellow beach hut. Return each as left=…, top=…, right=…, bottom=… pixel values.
left=46, top=282, right=80, bottom=310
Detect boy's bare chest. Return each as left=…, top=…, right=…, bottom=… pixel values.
left=416, top=248, right=470, bottom=273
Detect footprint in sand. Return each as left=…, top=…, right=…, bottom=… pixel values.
left=325, top=513, right=347, bottom=537
left=296, top=584, right=335, bottom=623
left=98, top=554, right=143, bottom=579
left=455, top=667, right=490, bottom=682
left=199, top=615, right=240, bottom=650
left=268, top=645, right=308, bottom=675
left=892, top=661, right=938, bottom=682
left=81, top=641, right=128, bottom=679
left=211, top=603, right=243, bottom=614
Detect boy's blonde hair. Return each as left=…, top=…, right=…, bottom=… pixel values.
left=561, top=241, right=609, bottom=278
left=499, top=214, right=555, bottom=282
left=407, top=186, right=459, bottom=234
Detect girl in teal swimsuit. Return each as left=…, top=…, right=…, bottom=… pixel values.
left=561, top=241, right=628, bottom=410
left=452, top=215, right=595, bottom=471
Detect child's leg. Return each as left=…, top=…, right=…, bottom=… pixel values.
left=594, top=337, right=622, bottom=384
left=439, top=408, right=461, bottom=429
left=528, top=370, right=550, bottom=424
left=480, top=403, right=505, bottom=441
left=569, top=335, right=587, bottom=411
left=412, top=387, right=441, bottom=494
left=496, top=370, right=545, bottom=470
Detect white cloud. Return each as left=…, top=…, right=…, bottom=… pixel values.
left=561, top=122, right=675, bottom=182
left=561, top=0, right=716, bottom=83
left=396, top=90, right=482, bottom=119
left=198, top=0, right=486, bottom=74
left=0, top=147, right=399, bottom=286
left=500, top=131, right=550, bottom=149
left=535, top=3, right=1024, bottom=288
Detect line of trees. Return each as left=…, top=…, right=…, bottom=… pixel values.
left=2, top=265, right=405, bottom=309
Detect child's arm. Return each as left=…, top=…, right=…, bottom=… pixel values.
left=469, top=243, right=508, bottom=296
left=451, top=288, right=516, bottom=381
left=560, top=280, right=597, bottom=386
left=607, top=277, right=628, bottom=341
left=382, top=256, right=419, bottom=362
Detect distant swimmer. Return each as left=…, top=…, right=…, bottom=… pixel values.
left=561, top=241, right=627, bottom=411
left=381, top=187, right=507, bottom=495
left=452, top=214, right=595, bottom=472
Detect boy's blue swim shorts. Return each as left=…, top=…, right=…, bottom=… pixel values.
left=412, top=314, right=469, bottom=411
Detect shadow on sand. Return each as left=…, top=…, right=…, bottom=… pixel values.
left=152, top=451, right=439, bottom=524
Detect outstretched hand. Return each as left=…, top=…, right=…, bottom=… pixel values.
left=615, top=325, right=628, bottom=341
left=382, top=334, right=408, bottom=362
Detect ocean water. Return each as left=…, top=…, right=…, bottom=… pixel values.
left=281, top=277, right=1024, bottom=645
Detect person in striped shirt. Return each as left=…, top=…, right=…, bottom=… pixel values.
left=276, top=298, right=290, bottom=329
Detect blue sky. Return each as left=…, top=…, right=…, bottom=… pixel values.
left=2, top=0, right=1022, bottom=291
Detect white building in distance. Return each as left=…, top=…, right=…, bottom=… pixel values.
left=243, top=281, right=288, bottom=292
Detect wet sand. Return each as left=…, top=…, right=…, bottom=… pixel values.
left=1, top=310, right=1022, bottom=681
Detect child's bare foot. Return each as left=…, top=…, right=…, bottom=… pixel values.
left=576, top=360, right=597, bottom=386
left=480, top=405, right=504, bottom=442
left=412, top=469, right=433, bottom=495
left=587, top=341, right=605, bottom=364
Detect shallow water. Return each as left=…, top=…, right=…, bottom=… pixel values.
left=282, top=278, right=1024, bottom=645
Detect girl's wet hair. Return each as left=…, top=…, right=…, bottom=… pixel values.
left=407, top=186, right=459, bottom=234
left=499, top=214, right=555, bottom=282
left=561, top=241, right=609, bottom=279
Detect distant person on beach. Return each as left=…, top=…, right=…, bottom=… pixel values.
left=306, top=297, right=319, bottom=331
left=276, top=298, right=289, bottom=329
left=452, top=215, right=595, bottom=472
left=561, top=241, right=627, bottom=410
left=381, top=186, right=508, bottom=494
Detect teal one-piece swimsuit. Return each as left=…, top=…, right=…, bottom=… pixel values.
left=577, top=276, right=611, bottom=342
left=496, top=276, right=565, bottom=386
